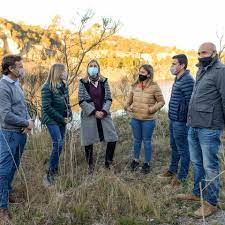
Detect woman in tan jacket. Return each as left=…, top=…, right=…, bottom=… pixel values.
left=124, top=64, right=165, bottom=174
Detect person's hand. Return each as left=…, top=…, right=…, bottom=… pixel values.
left=95, top=111, right=104, bottom=119
left=27, top=119, right=34, bottom=130
left=149, top=106, right=156, bottom=114
left=64, top=116, right=72, bottom=124
left=99, top=111, right=104, bottom=118
left=22, top=127, right=31, bottom=134
left=67, top=116, right=73, bottom=123
left=126, top=106, right=133, bottom=112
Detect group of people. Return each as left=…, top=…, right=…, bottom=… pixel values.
left=0, top=41, right=224, bottom=222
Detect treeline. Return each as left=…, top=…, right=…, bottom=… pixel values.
left=0, top=16, right=198, bottom=74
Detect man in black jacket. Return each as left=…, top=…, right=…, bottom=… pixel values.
left=177, top=42, right=225, bottom=218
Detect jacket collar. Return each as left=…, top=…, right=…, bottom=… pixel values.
left=81, top=75, right=107, bottom=83
left=214, top=60, right=224, bottom=69
left=175, top=70, right=190, bottom=81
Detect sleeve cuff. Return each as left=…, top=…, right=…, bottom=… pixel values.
left=90, top=110, right=97, bottom=116
left=23, top=120, right=29, bottom=127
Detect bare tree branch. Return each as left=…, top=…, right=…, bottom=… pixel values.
left=216, top=31, right=225, bottom=61
left=62, top=11, right=121, bottom=85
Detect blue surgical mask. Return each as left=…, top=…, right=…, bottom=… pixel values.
left=88, top=67, right=98, bottom=77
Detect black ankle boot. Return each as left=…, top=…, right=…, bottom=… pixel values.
left=141, top=163, right=150, bottom=174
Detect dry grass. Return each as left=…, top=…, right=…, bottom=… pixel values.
left=9, top=112, right=225, bottom=225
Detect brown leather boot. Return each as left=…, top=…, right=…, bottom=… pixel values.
left=158, top=170, right=176, bottom=179
left=176, top=193, right=200, bottom=201
left=9, top=194, right=16, bottom=204
left=194, top=201, right=217, bottom=218
left=0, top=208, right=11, bottom=224
left=9, top=194, right=23, bottom=204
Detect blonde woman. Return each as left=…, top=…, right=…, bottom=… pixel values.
left=124, top=64, right=165, bottom=174
left=41, top=63, right=72, bottom=186
left=78, top=59, right=118, bottom=174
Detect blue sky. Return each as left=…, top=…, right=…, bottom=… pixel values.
left=1, top=0, right=225, bottom=50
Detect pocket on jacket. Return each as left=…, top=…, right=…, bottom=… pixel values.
left=195, top=104, right=213, bottom=113
left=195, top=104, right=214, bottom=127
left=178, top=102, right=187, bottom=121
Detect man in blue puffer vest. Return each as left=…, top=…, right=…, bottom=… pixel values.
left=158, top=54, right=194, bottom=187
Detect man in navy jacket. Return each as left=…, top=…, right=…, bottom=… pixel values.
left=158, top=54, right=194, bottom=187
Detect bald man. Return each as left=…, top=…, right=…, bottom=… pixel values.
left=177, top=42, right=225, bottom=218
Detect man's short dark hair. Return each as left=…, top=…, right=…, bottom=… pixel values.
left=172, top=54, right=188, bottom=69
left=1, top=55, right=22, bottom=75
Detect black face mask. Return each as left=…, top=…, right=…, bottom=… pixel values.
left=139, top=74, right=148, bottom=82
left=198, top=55, right=213, bottom=67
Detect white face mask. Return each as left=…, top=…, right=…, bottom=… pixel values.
left=61, top=71, right=68, bottom=80
left=170, top=67, right=178, bottom=76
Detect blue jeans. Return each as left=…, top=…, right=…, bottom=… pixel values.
left=130, top=119, right=156, bottom=163
left=188, top=127, right=222, bottom=206
left=0, top=130, right=27, bottom=209
left=168, top=120, right=190, bottom=180
left=47, top=124, right=66, bottom=173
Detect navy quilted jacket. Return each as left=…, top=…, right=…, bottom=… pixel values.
left=168, top=70, right=194, bottom=122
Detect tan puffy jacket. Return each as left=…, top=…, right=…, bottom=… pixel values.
left=124, top=79, right=165, bottom=120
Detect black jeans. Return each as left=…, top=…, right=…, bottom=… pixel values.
left=85, top=142, right=116, bottom=166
